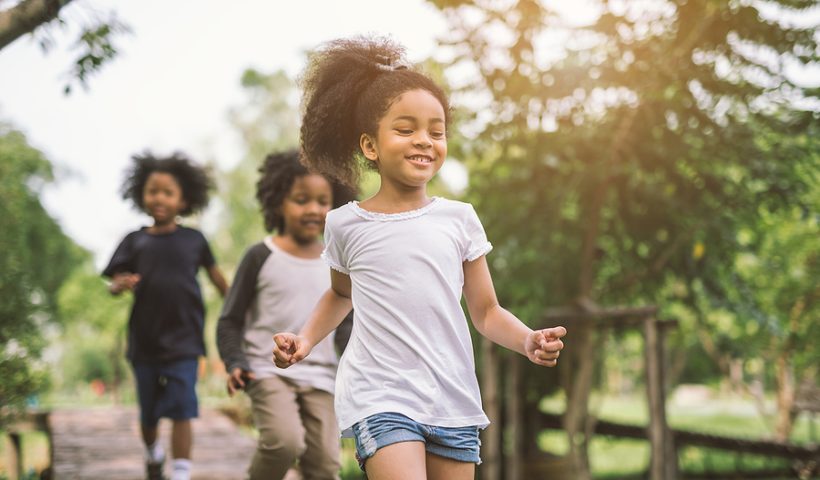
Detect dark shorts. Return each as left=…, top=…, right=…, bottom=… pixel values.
left=352, top=412, right=481, bottom=471
left=132, top=358, right=199, bottom=427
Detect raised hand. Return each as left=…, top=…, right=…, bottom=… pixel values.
left=110, top=272, right=141, bottom=294
left=272, top=333, right=311, bottom=369
left=524, top=326, right=566, bottom=367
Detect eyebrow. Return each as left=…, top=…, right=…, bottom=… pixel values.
left=392, top=115, right=445, bottom=124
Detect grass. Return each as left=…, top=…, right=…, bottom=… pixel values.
left=539, top=391, right=820, bottom=478
left=6, top=382, right=818, bottom=479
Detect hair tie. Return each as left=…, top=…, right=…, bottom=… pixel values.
left=375, top=54, right=409, bottom=72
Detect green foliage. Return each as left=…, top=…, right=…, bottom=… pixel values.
left=64, top=16, right=131, bottom=94
left=56, top=262, right=131, bottom=390
left=0, top=122, right=82, bottom=424
left=211, top=69, right=300, bottom=268
left=428, top=0, right=819, bottom=454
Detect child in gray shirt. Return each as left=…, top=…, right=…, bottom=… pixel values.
left=217, top=150, right=354, bottom=480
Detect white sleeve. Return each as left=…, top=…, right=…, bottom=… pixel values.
left=463, top=204, right=493, bottom=262
left=321, top=212, right=350, bottom=274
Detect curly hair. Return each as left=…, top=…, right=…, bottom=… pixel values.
left=299, top=35, right=450, bottom=188
left=256, top=149, right=357, bottom=233
left=120, top=151, right=213, bottom=216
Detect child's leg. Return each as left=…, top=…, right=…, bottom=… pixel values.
left=297, top=389, right=340, bottom=479
left=141, top=424, right=159, bottom=448
left=171, top=419, right=192, bottom=459
left=245, top=376, right=306, bottom=480
left=170, top=420, right=192, bottom=480
left=364, top=441, right=427, bottom=480
left=425, top=453, right=475, bottom=480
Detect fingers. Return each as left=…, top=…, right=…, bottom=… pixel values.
left=272, top=334, right=297, bottom=368
left=226, top=368, right=248, bottom=396
left=543, top=326, right=567, bottom=339
left=529, top=327, right=565, bottom=367
left=530, top=348, right=560, bottom=367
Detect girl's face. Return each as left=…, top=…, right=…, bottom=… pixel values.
left=279, top=174, right=333, bottom=244
left=362, top=88, right=447, bottom=191
left=143, top=172, right=186, bottom=225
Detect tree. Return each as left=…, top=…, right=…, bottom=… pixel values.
left=427, top=0, right=819, bottom=475
left=209, top=68, right=301, bottom=268
left=0, top=120, right=83, bottom=424
left=56, top=260, right=131, bottom=400
left=0, top=0, right=128, bottom=93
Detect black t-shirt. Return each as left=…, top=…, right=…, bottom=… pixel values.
left=103, top=226, right=216, bottom=362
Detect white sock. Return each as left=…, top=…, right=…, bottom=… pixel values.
left=170, top=458, right=192, bottom=480
left=145, top=442, right=165, bottom=464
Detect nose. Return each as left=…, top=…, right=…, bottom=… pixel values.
left=306, top=200, right=325, bottom=214
left=413, top=132, right=432, bottom=148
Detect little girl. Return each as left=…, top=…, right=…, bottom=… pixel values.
left=103, top=151, right=228, bottom=480
left=216, top=150, right=355, bottom=480
left=273, top=37, right=566, bottom=479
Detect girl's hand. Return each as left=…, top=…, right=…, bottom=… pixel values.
left=524, top=326, right=566, bottom=367
left=226, top=368, right=256, bottom=397
left=272, top=333, right=311, bottom=368
left=110, top=273, right=140, bottom=294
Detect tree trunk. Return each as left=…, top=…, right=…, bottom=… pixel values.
left=481, top=337, right=501, bottom=480
left=0, top=0, right=74, bottom=51
left=504, top=354, right=521, bottom=480
left=774, top=352, right=796, bottom=442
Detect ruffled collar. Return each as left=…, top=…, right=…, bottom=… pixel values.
left=349, top=196, right=441, bottom=222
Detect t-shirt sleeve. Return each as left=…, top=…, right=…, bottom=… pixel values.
left=463, top=204, right=493, bottom=262
left=321, top=212, right=349, bottom=274
left=102, top=233, right=135, bottom=277
left=199, top=233, right=216, bottom=268
left=217, top=243, right=269, bottom=373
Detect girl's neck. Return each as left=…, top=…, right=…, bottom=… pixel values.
left=147, top=221, right=178, bottom=235
left=360, top=185, right=431, bottom=214
left=272, top=234, right=323, bottom=259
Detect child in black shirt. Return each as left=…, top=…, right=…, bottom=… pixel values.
left=103, top=151, right=228, bottom=480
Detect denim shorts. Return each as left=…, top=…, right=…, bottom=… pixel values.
left=132, top=358, right=199, bottom=427
left=351, top=412, right=481, bottom=470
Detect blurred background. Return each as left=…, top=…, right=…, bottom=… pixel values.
left=1, top=0, right=818, bottom=479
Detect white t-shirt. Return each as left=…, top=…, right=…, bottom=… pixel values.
left=322, top=196, right=493, bottom=434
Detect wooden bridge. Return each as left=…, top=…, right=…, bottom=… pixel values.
left=48, top=406, right=258, bottom=480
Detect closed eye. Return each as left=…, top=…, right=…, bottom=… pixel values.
left=395, top=129, right=413, bottom=135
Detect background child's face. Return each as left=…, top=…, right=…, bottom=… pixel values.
left=143, top=172, right=186, bottom=224
left=279, top=174, right=333, bottom=244
left=364, top=88, right=447, bottom=190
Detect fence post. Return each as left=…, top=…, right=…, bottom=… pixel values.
left=645, top=316, right=677, bottom=479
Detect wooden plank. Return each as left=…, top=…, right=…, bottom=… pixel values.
left=538, top=412, right=820, bottom=461
left=49, top=406, right=257, bottom=480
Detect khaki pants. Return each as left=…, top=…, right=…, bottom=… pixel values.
left=245, top=375, right=340, bottom=480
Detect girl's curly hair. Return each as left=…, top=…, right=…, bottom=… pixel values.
left=299, top=35, right=450, bottom=188
left=120, top=151, right=213, bottom=216
left=256, top=149, right=357, bottom=233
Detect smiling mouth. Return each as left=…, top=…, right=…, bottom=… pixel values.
left=406, top=155, right=434, bottom=164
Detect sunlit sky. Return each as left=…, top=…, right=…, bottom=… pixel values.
left=0, top=0, right=449, bottom=268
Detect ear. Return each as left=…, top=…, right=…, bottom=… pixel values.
left=360, top=133, right=379, bottom=162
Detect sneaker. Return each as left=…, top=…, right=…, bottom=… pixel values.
left=146, top=460, right=165, bottom=480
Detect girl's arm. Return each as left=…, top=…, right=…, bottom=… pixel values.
left=207, top=265, right=229, bottom=298
left=463, top=255, right=565, bottom=366
left=273, top=269, right=353, bottom=368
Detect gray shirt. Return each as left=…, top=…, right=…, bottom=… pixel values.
left=217, top=237, right=350, bottom=394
